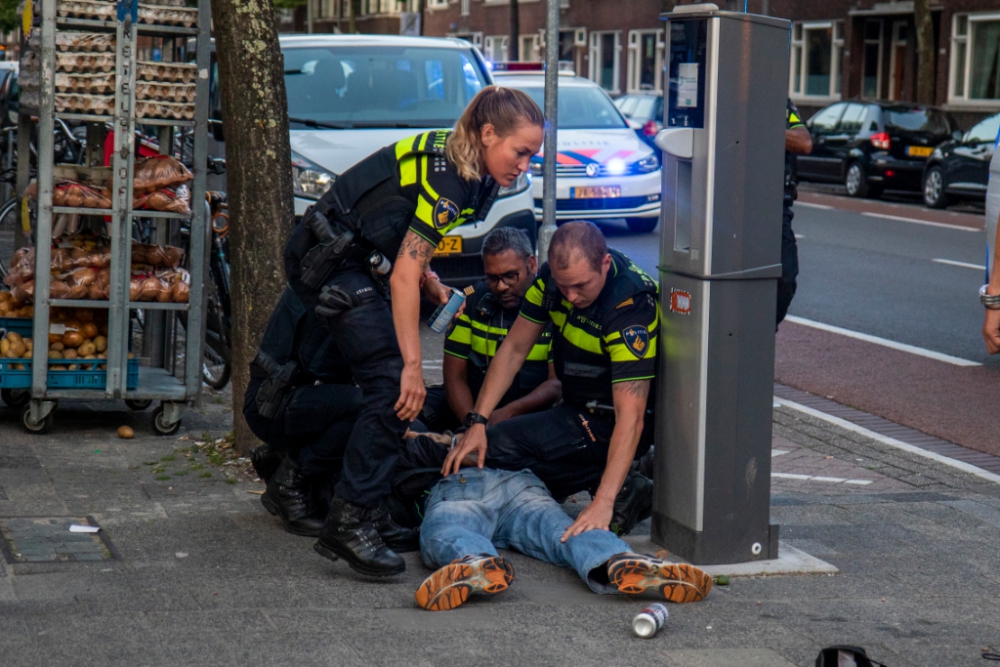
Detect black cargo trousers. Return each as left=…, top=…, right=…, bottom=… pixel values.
left=776, top=198, right=799, bottom=327
left=480, top=403, right=652, bottom=500
left=243, top=378, right=363, bottom=480
left=286, top=250, right=408, bottom=510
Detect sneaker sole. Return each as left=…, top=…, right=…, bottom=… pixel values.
left=313, top=541, right=406, bottom=578
left=415, top=556, right=513, bottom=611
left=609, top=559, right=712, bottom=603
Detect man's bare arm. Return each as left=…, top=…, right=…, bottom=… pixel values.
left=786, top=127, right=812, bottom=155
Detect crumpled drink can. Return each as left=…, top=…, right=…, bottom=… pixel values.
left=632, top=603, right=669, bottom=638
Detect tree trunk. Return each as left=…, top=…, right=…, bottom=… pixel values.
left=914, top=0, right=935, bottom=105
left=210, top=0, right=295, bottom=454
left=508, top=0, right=519, bottom=61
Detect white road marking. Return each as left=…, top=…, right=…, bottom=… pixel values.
left=776, top=397, right=1000, bottom=485
left=796, top=202, right=835, bottom=210
left=784, top=315, right=982, bottom=367
left=772, top=472, right=873, bottom=485
left=794, top=234, right=805, bottom=239
left=861, top=211, right=981, bottom=232
left=932, top=258, right=986, bottom=271
left=771, top=449, right=790, bottom=457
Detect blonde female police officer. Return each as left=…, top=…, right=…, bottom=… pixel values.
left=284, top=87, right=544, bottom=577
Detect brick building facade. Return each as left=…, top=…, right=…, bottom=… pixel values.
left=281, top=0, right=1000, bottom=127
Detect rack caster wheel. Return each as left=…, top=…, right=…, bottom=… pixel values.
left=21, top=404, right=54, bottom=434
left=1, top=389, right=30, bottom=408
left=125, top=399, right=153, bottom=411
left=152, top=405, right=181, bottom=436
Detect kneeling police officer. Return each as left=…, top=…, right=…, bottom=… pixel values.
left=284, top=86, right=545, bottom=577
left=245, top=287, right=382, bottom=539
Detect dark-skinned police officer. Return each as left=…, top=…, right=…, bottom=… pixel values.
left=778, top=99, right=813, bottom=326
left=444, top=221, right=657, bottom=539
left=283, top=86, right=545, bottom=577
left=244, top=286, right=368, bottom=538
left=420, top=226, right=560, bottom=432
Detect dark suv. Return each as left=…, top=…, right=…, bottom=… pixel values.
left=921, top=112, right=999, bottom=208
left=796, top=101, right=960, bottom=198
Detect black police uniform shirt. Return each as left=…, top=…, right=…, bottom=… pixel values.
left=519, top=249, right=659, bottom=406
left=443, top=280, right=553, bottom=407
left=785, top=99, right=806, bottom=209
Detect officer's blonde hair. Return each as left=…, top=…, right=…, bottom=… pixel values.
left=447, top=86, right=544, bottom=181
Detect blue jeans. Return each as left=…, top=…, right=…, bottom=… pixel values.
left=420, top=468, right=632, bottom=594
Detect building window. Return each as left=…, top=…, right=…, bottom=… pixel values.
left=460, top=0, right=469, bottom=16
left=950, top=12, right=1000, bottom=102
left=520, top=34, right=540, bottom=62
left=862, top=20, right=883, bottom=98
left=790, top=22, right=843, bottom=99
left=589, top=31, right=621, bottom=95
left=427, top=0, right=448, bottom=8
left=627, top=30, right=663, bottom=92
left=484, top=36, right=509, bottom=63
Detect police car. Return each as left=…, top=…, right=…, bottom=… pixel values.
left=208, top=35, right=536, bottom=284
left=493, top=63, right=662, bottom=233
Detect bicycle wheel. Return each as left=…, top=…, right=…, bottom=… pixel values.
left=0, top=196, right=25, bottom=276
left=201, top=280, right=231, bottom=390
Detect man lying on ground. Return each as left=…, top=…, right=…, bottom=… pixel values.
left=396, top=432, right=712, bottom=611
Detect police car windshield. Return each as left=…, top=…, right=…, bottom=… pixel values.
left=513, top=83, right=627, bottom=130
left=283, top=46, right=488, bottom=128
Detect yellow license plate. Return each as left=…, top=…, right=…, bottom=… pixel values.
left=907, top=145, right=933, bottom=157
left=571, top=185, right=621, bottom=199
left=434, top=236, right=462, bottom=256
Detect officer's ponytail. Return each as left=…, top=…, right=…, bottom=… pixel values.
left=448, top=85, right=544, bottom=181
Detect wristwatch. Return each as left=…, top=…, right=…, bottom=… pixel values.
left=980, top=284, right=1000, bottom=310
left=464, top=411, right=489, bottom=428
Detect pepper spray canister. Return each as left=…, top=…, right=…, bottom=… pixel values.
left=428, top=289, right=466, bottom=334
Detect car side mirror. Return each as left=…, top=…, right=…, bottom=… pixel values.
left=953, top=130, right=963, bottom=141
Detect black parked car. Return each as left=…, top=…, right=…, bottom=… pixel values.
left=796, top=100, right=960, bottom=198
left=921, top=112, right=999, bottom=208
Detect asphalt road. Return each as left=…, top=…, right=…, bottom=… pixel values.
left=592, top=190, right=999, bottom=455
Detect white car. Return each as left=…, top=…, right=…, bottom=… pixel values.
left=238, top=35, right=536, bottom=284
left=494, top=66, right=662, bottom=233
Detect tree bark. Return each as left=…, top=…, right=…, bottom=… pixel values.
left=508, top=0, right=519, bottom=61
left=914, top=0, right=935, bottom=105
left=210, top=0, right=295, bottom=454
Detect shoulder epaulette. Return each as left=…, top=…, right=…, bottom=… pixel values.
left=464, top=285, right=476, bottom=296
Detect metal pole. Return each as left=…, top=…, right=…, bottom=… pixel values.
left=537, top=0, right=559, bottom=263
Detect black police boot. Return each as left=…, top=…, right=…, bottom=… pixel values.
left=314, top=497, right=406, bottom=577
left=609, top=470, right=654, bottom=537
left=260, top=458, right=326, bottom=537
left=250, top=444, right=283, bottom=483
left=372, top=500, right=419, bottom=553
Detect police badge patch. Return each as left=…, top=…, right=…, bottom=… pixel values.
left=621, top=325, right=649, bottom=358
left=433, top=197, right=460, bottom=229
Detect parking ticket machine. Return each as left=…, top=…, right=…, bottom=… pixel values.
left=652, top=5, right=790, bottom=564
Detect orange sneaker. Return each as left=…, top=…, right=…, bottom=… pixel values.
left=415, top=554, right=514, bottom=611
left=607, top=553, right=712, bottom=603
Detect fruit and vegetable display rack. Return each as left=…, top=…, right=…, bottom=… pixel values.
left=5, top=0, right=211, bottom=434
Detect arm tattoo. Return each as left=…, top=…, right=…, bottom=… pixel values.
left=397, top=232, right=436, bottom=270
left=613, top=380, right=650, bottom=400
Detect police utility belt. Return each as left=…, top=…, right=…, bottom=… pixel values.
left=298, top=193, right=391, bottom=290
left=250, top=351, right=299, bottom=420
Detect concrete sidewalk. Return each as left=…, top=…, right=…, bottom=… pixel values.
left=1, top=391, right=999, bottom=667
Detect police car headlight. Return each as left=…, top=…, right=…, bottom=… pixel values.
left=498, top=172, right=530, bottom=198
left=291, top=152, right=337, bottom=200
left=606, top=158, right=627, bottom=176
left=636, top=154, right=660, bottom=173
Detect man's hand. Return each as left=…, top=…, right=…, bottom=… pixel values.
left=441, top=423, right=487, bottom=476
left=422, top=272, right=453, bottom=306
left=560, top=497, right=613, bottom=542
left=395, top=363, right=426, bottom=421
left=984, top=308, right=1000, bottom=354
